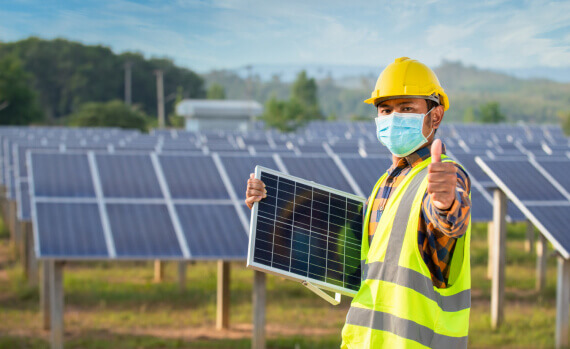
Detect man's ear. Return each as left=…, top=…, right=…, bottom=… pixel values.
left=431, top=105, right=444, bottom=129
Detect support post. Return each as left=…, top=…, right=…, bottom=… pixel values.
left=27, top=222, right=39, bottom=286
left=155, top=69, right=165, bottom=129
left=41, top=261, right=51, bottom=330
left=536, top=234, right=547, bottom=293
left=178, top=262, right=187, bottom=291
left=21, top=222, right=29, bottom=279
left=216, top=260, right=230, bottom=330
left=252, top=270, right=266, bottom=349
left=491, top=189, right=506, bottom=329
left=525, top=220, right=534, bottom=253
left=153, top=260, right=164, bottom=282
left=49, top=261, right=64, bottom=349
left=555, top=257, right=570, bottom=349
left=7, top=200, right=16, bottom=248
left=487, top=221, right=494, bottom=280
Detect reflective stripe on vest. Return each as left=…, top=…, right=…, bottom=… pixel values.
left=342, top=156, right=471, bottom=349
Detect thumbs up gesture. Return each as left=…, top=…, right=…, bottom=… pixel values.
left=427, top=139, right=457, bottom=211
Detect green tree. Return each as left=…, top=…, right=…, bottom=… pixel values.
left=262, top=71, right=324, bottom=131
left=68, top=100, right=150, bottom=132
left=0, top=37, right=205, bottom=120
left=168, top=86, right=185, bottom=128
left=559, top=111, right=570, bottom=136
left=207, top=83, right=226, bottom=99
left=462, top=106, right=476, bottom=123
left=479, top=101, right=506, bottom=123
left=292, top=71, right=318, bottom=108
left=0, top=54, right=43, bottom=125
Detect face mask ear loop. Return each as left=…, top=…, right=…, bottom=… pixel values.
left=423, top=107, right=436, bottom=140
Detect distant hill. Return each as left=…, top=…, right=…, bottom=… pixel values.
left=205, top=61, right=570, bottom=123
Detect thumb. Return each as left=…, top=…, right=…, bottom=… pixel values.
left=250, top=173, right=255, bottom=179
left=431, top=139, right=442, bottom=163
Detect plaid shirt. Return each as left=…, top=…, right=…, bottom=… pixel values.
left=365, top=142, right=471, bottom=288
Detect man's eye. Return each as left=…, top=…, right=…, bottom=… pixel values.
left=402, top=107, right=412, bottom=112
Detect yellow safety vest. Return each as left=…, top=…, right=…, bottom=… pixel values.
left=341, top=155, right=471, bottom=349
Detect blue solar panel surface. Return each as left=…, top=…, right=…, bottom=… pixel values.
left=107, top=204, right=183, bottom=258
left=159, top=155, right=229, bottom=199
left=96, top=154, right=163, bottom=198
left=35, top=202, right=108, bottom=257
left=280, top=155, right=355, bottom=194
left=18, top=181, right=30, bottom=221
left=535, top=158, right=570, bottom=192
left=480, top=159, right=565, bottom=201
left=31, top=153, right=95, bottom=197
left=219, top=155, right=279, bottom=196
left=477, top=156, right=570, bottom=258
left=176, top=204, right=248, bottom=259
left=470, top=187, right=493, bottom=222
left=527, top=205, right=570, bottom=256
left=338, top=156, right=392, bottom=195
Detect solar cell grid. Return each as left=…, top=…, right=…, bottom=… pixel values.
left=248, top=167, right=364, bottom=296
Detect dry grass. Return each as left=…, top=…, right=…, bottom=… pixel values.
left=0, top=221, right=560, bottom=348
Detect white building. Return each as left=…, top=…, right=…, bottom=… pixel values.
left=175, top=99, right=263, bottom=132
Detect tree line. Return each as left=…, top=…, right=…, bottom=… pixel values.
left=0, top=37, right=205, bottom=129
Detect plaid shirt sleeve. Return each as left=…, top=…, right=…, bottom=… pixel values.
left=422, top=164, right=471, bottom=238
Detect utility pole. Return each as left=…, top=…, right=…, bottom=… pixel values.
left=124, top=61, right=132, bottom=106
left=154, top=69, right=165, bottom=128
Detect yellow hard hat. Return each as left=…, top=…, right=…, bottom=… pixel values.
left=364, top=57, right=449, bottom=111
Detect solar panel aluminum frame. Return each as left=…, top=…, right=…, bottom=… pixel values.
left=247, top=165, right=365, bottom=302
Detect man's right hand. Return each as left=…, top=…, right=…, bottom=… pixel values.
left=245, top=173, right=267, bottom=209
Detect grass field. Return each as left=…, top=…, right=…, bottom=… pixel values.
left=0, top=220, right=561, bottom=348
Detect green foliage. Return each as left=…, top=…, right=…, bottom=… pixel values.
left=479, top=101, right=506, bottom=123
left=168, top=86, right=185, bottom=128
left=206, top=83, right=226, bottom=99
left=68, top=100, right=150, bottom=132
left=0, top=37, right=205, bottom=121
left=262, top=71, right=324, bottom=132
left=462, top=106, right=476, bottom=123
left=559, top=111, right=570, bottom=136
left=0, top=54, right=43, bottom=125
left=291, top=71, right=318, bottom=109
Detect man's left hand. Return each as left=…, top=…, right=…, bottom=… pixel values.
left=427, top=139, right=457, bottom=211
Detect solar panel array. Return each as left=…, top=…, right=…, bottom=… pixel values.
left=248, top=166, right=364, bottom=296
left=476, top=156, right=570, bottom=258
left=0, top=122, right=568, bottom=261
left=29, top=152, right=249, bottom=260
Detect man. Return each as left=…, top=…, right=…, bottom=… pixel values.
left=245, top=57, right=471, bottom=349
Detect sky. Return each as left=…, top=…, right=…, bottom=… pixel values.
left=1, top=0, right=570, bottom=75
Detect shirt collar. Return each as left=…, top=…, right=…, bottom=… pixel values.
left=391, top=141, right=447, bottom=169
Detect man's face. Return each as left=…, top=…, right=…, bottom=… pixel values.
left=376, top=98, right=440, bottom=142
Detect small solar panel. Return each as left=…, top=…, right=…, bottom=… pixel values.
left=247, top=166, right=364, bottom=297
